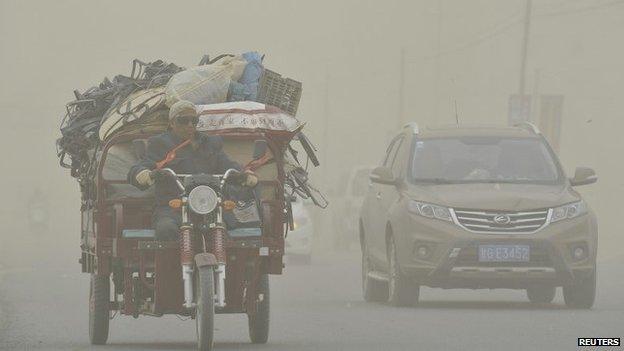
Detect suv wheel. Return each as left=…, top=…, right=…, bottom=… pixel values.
left=362, top=240, right=388, bottom=302
left=387, top=235, right=419, bottom=307
left=526, top=285, right=556, bottom=304
left=563, top=268, right=596, bottom=309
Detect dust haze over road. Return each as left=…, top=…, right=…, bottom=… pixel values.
left=1, top=0, right=624, bottom=350
left=1, top=236, right=624, bottom=350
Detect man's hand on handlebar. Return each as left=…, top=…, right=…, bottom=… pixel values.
left=135, top=169, right=173, bottom=187
left=243, top=170, right=258, bottom=188
left=136, top=169, right=154, bottom=186
left=149, top=169, right=170, bottom=181
left=149, top=168, right=186, bottom=193
left=224, top=169, right=258, bottom=188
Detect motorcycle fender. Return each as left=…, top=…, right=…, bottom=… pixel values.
left=195, top=253, right=218, bottom=268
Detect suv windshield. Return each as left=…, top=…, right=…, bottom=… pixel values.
left=409, top=137, right=562, bottom=184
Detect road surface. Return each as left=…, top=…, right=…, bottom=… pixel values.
left=1, top=234, right=623, bottom=350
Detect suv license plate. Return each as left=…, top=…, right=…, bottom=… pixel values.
left=478, top=245, right=530, bottom=262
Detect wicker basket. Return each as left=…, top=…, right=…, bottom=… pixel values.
left=256, top=69, right=302, bottom=116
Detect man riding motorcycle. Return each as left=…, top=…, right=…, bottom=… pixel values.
left=127, top=100, right=258, bottom=241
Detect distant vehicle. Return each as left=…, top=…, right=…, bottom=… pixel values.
left=285, top=194, right=314, bottom=264
left=26, top=188, right=49, bottom=235
left=332, top=167, right=371, bottom=249
left=360, top=122, right=598, bottom=309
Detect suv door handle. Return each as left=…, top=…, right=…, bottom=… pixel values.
left=376, top=192, right=381, bottom=200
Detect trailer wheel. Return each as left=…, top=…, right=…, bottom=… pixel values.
left=248, top=274, right=270, bottom=344
left=196, top=266, right=215, bottom=351
left=89, top=274, right=110, bottom=345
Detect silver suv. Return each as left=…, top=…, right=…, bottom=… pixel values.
left=359, top=123, right=598, bottom=308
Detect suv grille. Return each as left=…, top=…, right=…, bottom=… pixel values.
left=454, top=244, right=552, bottom=267
left=453, top=209, right=550, bottom=234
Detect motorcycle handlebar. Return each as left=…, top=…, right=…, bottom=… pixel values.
left=222, top=168, right=242, bottom=182
left=149, top=168, right=246, bottom=191
left=150, top=168, right=177, bottom=179
left=151, top=168, right=242, bottom=179
left=150, top=168, right=186, bottom=193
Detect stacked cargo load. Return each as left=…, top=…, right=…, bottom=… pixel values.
left=56, top=52, right=325, bottom=209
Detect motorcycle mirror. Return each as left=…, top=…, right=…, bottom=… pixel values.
left=297, top=132, right=320, bottom=167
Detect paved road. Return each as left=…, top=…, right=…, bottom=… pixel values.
left=1, top=234, right=623, bottom=351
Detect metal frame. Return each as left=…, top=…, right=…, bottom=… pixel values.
left=403, top=122, right=420, bottom=134
left=514, top=121, right=541, bottom=134
left=84, top=128, right=293, bottom=317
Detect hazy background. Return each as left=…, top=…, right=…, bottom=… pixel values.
left=0, top=0, right=623, bottom=260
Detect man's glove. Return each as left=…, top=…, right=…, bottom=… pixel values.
left=243, top=171, right=258, bottom=188
left=135, top=169, right=154, bottom=187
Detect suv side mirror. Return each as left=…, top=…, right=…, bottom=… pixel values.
left=570, top=167, right=597, bottom=186
left=370, top=166, right=397, bottom=185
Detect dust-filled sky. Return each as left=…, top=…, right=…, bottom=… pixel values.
left=0, top=0, right=623, bottom=259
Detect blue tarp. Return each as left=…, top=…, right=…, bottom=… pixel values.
left=228, top=51, right=264, bottom=101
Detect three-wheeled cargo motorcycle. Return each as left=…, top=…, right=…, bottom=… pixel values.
left=80, top=102, right=315, bottom=350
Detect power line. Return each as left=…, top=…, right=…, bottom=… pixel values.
left=410, top=13, right=523, bottom=61
left=405, top=0, right=623, bottom=63
left=537, top=0, right=624, bottom=17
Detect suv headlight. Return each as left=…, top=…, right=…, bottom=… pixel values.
left=550, top=201, right=587, bottom=223
left=188, top=185, right=218, bottom=215
left=408, top=200, right=452, bottom=222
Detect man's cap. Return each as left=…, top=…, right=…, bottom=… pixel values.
left=169, top=100, right=198, bottom=121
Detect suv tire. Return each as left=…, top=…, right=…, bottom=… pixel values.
left=563, top=268, right=596, bottom=309
left=388, top=235, right=419, bottom=307
left=362, top=240, right=388, bottom=302
left=526, top=286, right=556, bottom=303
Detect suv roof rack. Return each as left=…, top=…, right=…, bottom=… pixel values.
left=513, top=121, right=541, bottom=134
left=403, top=122, right=420, bottom=134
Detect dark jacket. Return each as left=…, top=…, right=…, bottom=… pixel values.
left=128, top=131, right=240, bottom=206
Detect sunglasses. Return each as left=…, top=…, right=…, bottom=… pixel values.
left=175, top=115, right=199, bottom=126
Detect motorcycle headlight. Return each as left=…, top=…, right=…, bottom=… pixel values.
left=550, top=201, right=587, bottom=223
left=188, top=185, right=218, bottom=215
left=408, top=200, right=452, bottom=222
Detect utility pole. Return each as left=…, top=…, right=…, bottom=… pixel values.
left=319, top=65, right=331, bottom=249
left=518, top=0, right=532, bottom=95
left=531, top=68, right=541, bottom=122
left=398, top=47, right=405, bottom=129
left=321, top=66, right=330, bottom=183
left=434, top=0, right=442, bottom=121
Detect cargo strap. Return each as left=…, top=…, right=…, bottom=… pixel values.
left=155, top=139, right=191, bottom=169
left=244, top=151, right=274, bottom=172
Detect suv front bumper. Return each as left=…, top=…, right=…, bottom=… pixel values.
left=395, top=212, right=597, bottom=289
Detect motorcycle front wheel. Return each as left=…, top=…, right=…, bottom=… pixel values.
left=196, top=266, right=215, bottom=351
